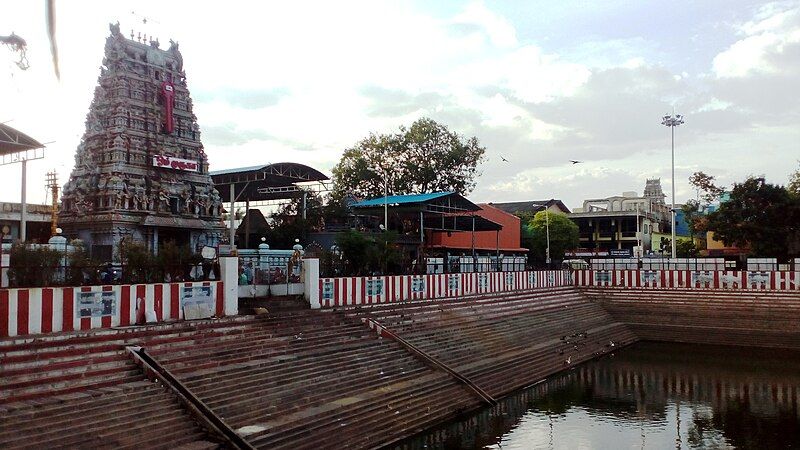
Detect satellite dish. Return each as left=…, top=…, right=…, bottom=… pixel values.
left=201, top=246, right=216, bottom=259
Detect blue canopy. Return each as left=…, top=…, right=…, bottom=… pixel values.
left=350, top=192, right=454, bottom=208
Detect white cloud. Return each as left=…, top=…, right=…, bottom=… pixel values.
left=1, top=0, right=798, bottom=211
left=450, top=1, right=518, bottom=48
left=712, top=3, right=800, bottom=77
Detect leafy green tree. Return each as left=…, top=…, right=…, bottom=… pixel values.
left=330, top=118, right=486, bottom=200
left=689, top=171, right=725, bottom=205
left=706, top=177, right=800, bottom=258
left=335, top=229, right=403, bottom=276
left=676, top=239, right=698, bottom=258
left=524, top=211, right=579, bottom=265
left=268, top=190, right=324, bottom=247
left=7, top=244, right=63, bottom=287
left=789, top=161, right=800, bottom=197
left=683, top=171, right=725, bottom=240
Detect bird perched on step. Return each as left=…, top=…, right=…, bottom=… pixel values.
left=564, top=356, right=572, bottom=365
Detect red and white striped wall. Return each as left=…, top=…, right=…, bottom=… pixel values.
left=317, top=270, right=570, bottom=308
left=0, top=281, right=224, bottom=338
left=573, top=270, right=800, bottom=291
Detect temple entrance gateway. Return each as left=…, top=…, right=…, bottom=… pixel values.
left=59, top=23, right=225, bottom=260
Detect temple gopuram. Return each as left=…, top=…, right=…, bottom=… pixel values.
left=60, top=23, right=225, bottom=260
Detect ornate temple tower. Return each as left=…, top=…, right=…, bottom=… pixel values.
left=60, top=23, right=224, bottom=260
left=643, top=178, right=666, bottom=205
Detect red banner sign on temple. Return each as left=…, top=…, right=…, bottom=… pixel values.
left=152, top=155, right=199, bottom=172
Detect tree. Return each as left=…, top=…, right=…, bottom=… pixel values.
left=268, top=190, right=325, bottom=248
left=335, top=229, right=403, bottom=276
left=524, top=211, right=579, bottom=265
left=789, top=161, right=800, bottom=197
left=676, top=239, right=698, bottom=258
left=330, top=118, right=486, bottom=200
left=688, top=171, right=725, bottom=205
left=705, top=177, right=800, bottom=258
left=683, top=171, right=725, bottom=242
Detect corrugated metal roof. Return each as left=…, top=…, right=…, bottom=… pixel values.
left=209, top=165, right=265, bottom=176
left=0, top=123, right=44, bottom=155
left=351, top=191, right=453, bottom=208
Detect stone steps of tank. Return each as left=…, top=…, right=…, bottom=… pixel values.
left=239, top=296, right=310, bottom=314
left=0, top=380, right=220, bottom=450
left=344, top=287, right=636, bottom=400
left=0, top=287, right=636, bottom=449
left=140, top=309, right=465, bottom=449
left=582, top=287, right=800, bottom=349
left=0, top=319, right=268, bottom=447
left=0, top=316, right=292, bottom=403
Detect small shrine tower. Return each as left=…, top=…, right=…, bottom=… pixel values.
left=59, top=23, right=225, bottom=260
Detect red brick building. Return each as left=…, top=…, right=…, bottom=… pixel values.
left=428, top=203, right=527, bottom=255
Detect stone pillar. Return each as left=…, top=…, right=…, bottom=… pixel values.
left=219, top=256, right=239, bottom=316
left=303, top=258, right=320, bottom=309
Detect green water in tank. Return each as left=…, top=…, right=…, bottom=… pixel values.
left=395, top=342, right=800, bottom=449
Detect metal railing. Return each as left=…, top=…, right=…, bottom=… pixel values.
left=238, top=257, right=303, bottom=286
left=2, top=260, right=220, bottom=288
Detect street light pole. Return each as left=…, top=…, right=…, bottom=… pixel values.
left=545, top=208, right=551, bottom=266
left=661, top=112, right=684, bottom=259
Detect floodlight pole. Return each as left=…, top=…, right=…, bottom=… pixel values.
left=661, top=112, right=684, bottom=259
left=20, top=159, right=27, bottom=242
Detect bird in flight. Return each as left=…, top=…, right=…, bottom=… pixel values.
left=570, top=160, right=583, bottom=164
left=500, top=155, right=509, bottom=162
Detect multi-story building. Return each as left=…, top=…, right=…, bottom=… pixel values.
left=568, top=179, right=671, bottom=255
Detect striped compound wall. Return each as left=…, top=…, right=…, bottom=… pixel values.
left=318, top=270, right=571, bottom=308
left=0, top=281, right=224, bottom=338
left=573, top=269, right=800, bottom=291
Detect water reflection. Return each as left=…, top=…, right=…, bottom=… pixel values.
left=395, top=342, right=800, bottom=449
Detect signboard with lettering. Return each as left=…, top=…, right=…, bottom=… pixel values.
left=411, top=277, right=425, bottom=293
left=181, top=286, right=215, bottom=320
left=609, top=248, right=632, bottom=257
left=322, top=281, right=334, bottom=300
left=366, top=279, right=383, bottom=296
left=448, top=274, right=460, bottom=291
left=76, top=291, right=117, bottom=318
left=478, top=273, right=488, bottom=290
left=152, top=155, right=199, bottom=172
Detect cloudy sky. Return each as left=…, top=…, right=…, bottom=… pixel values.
left=2, top=0, right=799, bottom=209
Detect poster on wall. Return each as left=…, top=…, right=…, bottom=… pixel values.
left=322, top=281, right=334, bottom=300
left=505, top=272, right=515, bottom=288
left=478, top=273, right=488, bottom=290
left=182, top=286, right=215, bottom=320
left=366, top=279, right=384, bottom=296
left=691, top=271, right=714, bottom=288
left=411, top=277, right=425, bottom=293
left=640, top=270, right=659, bottom=285
left=747, top=271, right=770, bottom=289
left=76, top=291, right=117, bottom=318
left=719, top=272, right=741, bottom=289
left=594, top=271, right=611, bottom=284
left=448, top=274, right=460, bottom=291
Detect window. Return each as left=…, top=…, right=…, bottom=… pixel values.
left=170, top=197, right=180, bottom=214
